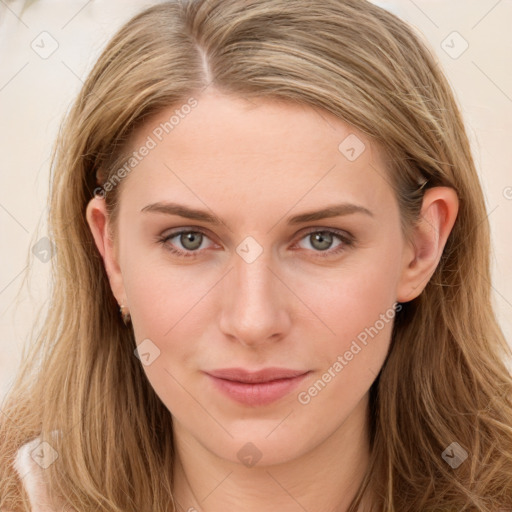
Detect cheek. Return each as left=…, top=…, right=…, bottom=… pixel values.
left=118, top=228, right=209, bottom=333
left=120, top=249, right=223, bottom=406
left=121, top=259, right=208, bottom=408
left=294, top=242, right=402, bottom=351
left=124, top=264, right=209, bottom=343
left=294, top=268, right=399, bottom=414
left=336, top=264, right=399, bottom=337
left=291, top=241, right=402, bottom=397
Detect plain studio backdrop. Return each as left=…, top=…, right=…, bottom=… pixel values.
left=0, top=0, right=511, bottom=401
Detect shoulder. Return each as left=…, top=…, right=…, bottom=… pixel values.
left=12, top=431, right=68, bottom=512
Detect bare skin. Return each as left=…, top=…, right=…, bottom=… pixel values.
left=86, top=89, right=458, bottom=511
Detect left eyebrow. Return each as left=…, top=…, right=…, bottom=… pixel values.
left=140, top=201, right=374, bottom=225
left=287, top=203, right=374, bottom=224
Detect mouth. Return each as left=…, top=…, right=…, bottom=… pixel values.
left=204, top=367, right=311, bottom=406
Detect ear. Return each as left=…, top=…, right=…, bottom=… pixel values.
left=396, top=186, right=459, bottom=303
left=85, top=196, right=126, bottom=305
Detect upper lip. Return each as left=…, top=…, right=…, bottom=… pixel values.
left=206, top=367, right=309, bottom=384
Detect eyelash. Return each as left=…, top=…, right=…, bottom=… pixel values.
left=156, top=227, right=355, bottom=260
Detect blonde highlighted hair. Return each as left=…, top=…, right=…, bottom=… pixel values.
left=1, top=0, right=512, bottom=510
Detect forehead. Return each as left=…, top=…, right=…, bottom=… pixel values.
left=119, top=90, right=395, bottom=217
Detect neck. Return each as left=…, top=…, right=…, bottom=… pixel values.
left=171, top=394, right=373, bottom=512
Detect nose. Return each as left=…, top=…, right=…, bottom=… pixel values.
left=218, top=249, right=292, bottom=347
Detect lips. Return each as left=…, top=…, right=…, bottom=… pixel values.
left=206, top=367, right=309, bottom=384
left=204, top=367, right=310, bottom=406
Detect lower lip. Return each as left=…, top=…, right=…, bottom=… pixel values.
left=206, top=373, right=310, bottom=406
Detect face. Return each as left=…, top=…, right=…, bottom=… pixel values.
left=87, top=89, right=438, bottom=467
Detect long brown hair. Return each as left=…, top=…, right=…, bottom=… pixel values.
left=2, top=1, right=512, bottom=510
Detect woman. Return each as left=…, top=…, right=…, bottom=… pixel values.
left=1, top=0, right=511, bottom=510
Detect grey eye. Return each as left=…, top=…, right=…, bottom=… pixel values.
left=179, top=231, right=204, bottom=251
left=309, top=231, right=335, bottom=251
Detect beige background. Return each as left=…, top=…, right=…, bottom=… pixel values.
left=1, top=0, right=511, bottom=401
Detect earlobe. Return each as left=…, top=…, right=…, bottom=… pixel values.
left=396, top=187, right=459, bottom=303
left=85, top=197, right=126, bottom=304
